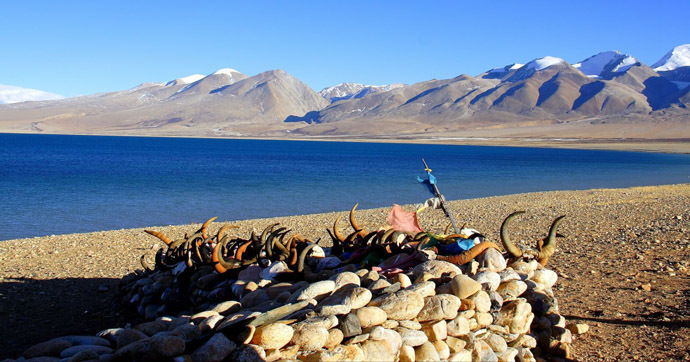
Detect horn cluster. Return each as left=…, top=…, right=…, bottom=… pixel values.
left=500, top=211, right=566, bottom=266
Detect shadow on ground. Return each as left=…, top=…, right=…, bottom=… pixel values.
left=0, top=276, right=126, bottom=359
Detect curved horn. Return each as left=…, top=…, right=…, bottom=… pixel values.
left=140, top=254, right=152, bottom=271
left=444, top=222, right=452, bottom=235
left=436, top=242, right=502, bottom=265
left=537, top=215, right=566, bottom=266
left=350, top=203, right=367, bottom=237
left=212, top=237, right=241, bottom=273
left=333, top=215, right=346, bottom=243
left=145, top=230, right=173, bottom=246
left=260, top=223, right=280, bottom=245
left=380, top=229, right=396, bottom=245
left=216, top=224, right=239, bottom=241
left=199, top=216, right=218, bottom=239
left=297, top=243, right=317, bottom=273
left=500, top=211, right=525, bottom=258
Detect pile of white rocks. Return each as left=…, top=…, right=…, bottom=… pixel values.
left=15, top=247, right=589, bottom=361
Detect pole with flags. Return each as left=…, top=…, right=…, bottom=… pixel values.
left=418, top=158, right=460, bottom=234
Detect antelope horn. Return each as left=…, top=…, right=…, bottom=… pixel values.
left=199, top=216, right=218, bottom=239
left=537, top=215, right=566, bottom=266
left=380, top=229, right=396, bottom=245
left=260, top=223, right=280, bottom=245
left=444, top=222, right=452, bottom=235
left=436, top=242, right=502, bottom=265
left=333, top=215, right=345, bottom=243
left=140, top=254, right=152, bottom=271
left=265, top=227, right=286, bottom=259
left=350, top=203, right=367, bottom=237
left=216, top=224, right=239, bottom=241
left=297, top=243, right=317, bottom=273
left=500, top=211, right=525, bottom=258
left=145, top=230, right=173, bottom=246
left=212, top=237, right=241, bottom=273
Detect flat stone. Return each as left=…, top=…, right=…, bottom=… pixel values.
left=399, top=345, right=416, bottom=362
left=346, top=333, right=370, bottom=344
left=476, top=312, right=494, bottom=327
left=433, top=340, right=450, bottom=360
left=368, top=279, right=392, bottom=294
left=497, top=280, right=527, bottom=301
left=495, top=298, right=534, bottom=334
left=470, top=290, right=491, bottom=313
left=486, top=333, right=508, bottom=353
left=331, top=271, right=361, bottom=292
left=23, top=338, right=71, bottom=359
left=532, top=269, right=558, bottom=288
left=210, top=300, right=242, bottom=315
left=69, top=349, right=100, bottom=361
left=499, top=268, right=522, bottom=283
left=339, top=313, right=362, bottom=337
left=416, top=294, right=461, bottom=322
left=259, top=261, right=289, bottom=281
left=346, top=287, right=373, bottom=309
left=450, top=274, right=481, bottom=299
left=446, top=336, right=467, bottom=353
left=382, top=320, right=399, bottom=329
left=113, top=339, right=151, bottom=360
left=412, top=260, right=462, bottom=280
left=168, top=323, right=202, bottom=341
left=407, top=281, right=437, bottom=298
left=399, top=320, right=422, bottom=330
left=356, top=306, right=388, bottom=329
left=114, top=329, right=148, bottom=349
left=199, top=314, right=224, bottom=333
left=61, top=336, right=111, bottom=347
left=477, top=248, right=506, bottom=272
left=60, top=345, right=112, bottom=358
left=149, top=335, right=185, bottom=359
left=360, top=270, right=380, bottom=287
left=449, top=350, right=473, bottom=361
left=191, top=310, right=220, bottom=324
left=292, top=315, right=339, bottom=331
left=250, top=323, right=294, bottom=350
left=190, top=333, right=237, bottom=362
left=360, top=339, right=395, bottom=361
left=566, top=323, right=590, bottom=335
left=397, top=328, right=429, bottom=347
left=421, top=320, right=447, bottom=341
left=294, top=280, right=336, bottom=301
left=229, top=344, right=266, bottom=362
left=474, top=271, right=501, bottom=291
left=369, top=289, right=424, bottom=320
left=325, top=328, right=344, bottom=349
left=240, top=289, right=269, bottom=308
left=134, top=321, right=168, bottom=336
left=393, top=273, right=412, bottom=288
left=415, top=341, right=441, bottom=361
left=447, top=316, right=470, bottom=337
left=291, top=326, right=329, bottom=350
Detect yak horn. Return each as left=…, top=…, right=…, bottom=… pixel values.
left=212, top=237, right=241, bottom=273
left=333, top=215, right=345, bottom=242
left=350, top=203, right=367, bottom=237
left=145, top=230, right=173, bottom=246
left=500, top=211, right=525, bottom=258
left=199, top=216, right=218, bottom=239
left=537, top=215, right=566, bottom=266
left=216, top=224, right=238, bottom=241
left=436, top=242, right=501, bottom=265
left=297, top=244, right=317, bottom=273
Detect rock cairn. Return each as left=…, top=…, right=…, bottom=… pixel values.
left=14, top=211, right=588, bottom=361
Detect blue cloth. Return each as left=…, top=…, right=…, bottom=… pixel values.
left=437, top=239, right=475, bottom=255
left=417, top=171, right=437, bottom=195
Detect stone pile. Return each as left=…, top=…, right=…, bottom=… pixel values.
left=14, top=215, right=588, bottom=361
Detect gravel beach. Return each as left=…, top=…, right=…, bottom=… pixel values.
left=1, top=184, right=689, bottom=360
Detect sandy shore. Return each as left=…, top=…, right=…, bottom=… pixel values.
left=1, top=184, right=689, bottom=360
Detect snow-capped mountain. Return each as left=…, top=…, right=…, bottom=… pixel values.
left=319, top=83, right=406, bottom=103
left=507, top=56, right=568, bottom=81
left=165, top=74, right=205, bottom=86
left=0, top=84, right=64, bottom=104
left=573, top=51, right=638, bottom=78
left=653, top=44, right=690, bottom=72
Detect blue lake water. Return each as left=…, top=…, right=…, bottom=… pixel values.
left=1, top=133, right=689, bottom=241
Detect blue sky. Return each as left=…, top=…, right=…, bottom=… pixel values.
left=1, top=0, right=688, bottom=97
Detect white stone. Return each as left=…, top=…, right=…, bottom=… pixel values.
left=470, top=290, right=491, bottom=313
left=474, top=271, right=501, bottom=291
left=477, top=248, right=506, bottom=272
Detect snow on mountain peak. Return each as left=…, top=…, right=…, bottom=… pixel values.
left=488, top=63, right=524, bottom=73
left=212, top=68, right=241, bottom=76
left=0, top=84, right=64, bottom=104
left=525, top=56, right=566, bottom=71
left=319, top=82, right=406, bottom=102
left=574, top=51, right=638, bottom=77
left=165, top=74, right=205, bottom=86
left=653, top=44, right=690, bottom=72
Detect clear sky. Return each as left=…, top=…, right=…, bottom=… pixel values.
left=1, top=0, right=688, bottom=97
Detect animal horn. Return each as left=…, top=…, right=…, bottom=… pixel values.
left=212, top=237, right=241, bottom=273
left=500, top=211, right=525, bottom=258
left=260, top=223, right=280, bottom=245
left=145, top=230, right=173, bottom=246
left=444, top=222, right=452, bottom=235
left=199, top=216, right=218, bottom=239
left=436, top=242, right=502, bottom=265
left=297, top=243, right=317, bottom=273
left=537, top=215, right=566, bottom=266
left=216, top=224, right=238, bottom=241
left=332, top=215, right=345, bottom=242
left=350, top=203, right=367, bottom=237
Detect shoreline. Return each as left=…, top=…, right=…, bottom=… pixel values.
left=1, top=184, right=689, bottom=360
left=3, top=131, right=690, bottom=154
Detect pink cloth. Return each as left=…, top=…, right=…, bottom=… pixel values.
left=387, top=204, right=423, bottom=233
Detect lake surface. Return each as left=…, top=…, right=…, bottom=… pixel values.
left=1, top=133, right=689, bottom=241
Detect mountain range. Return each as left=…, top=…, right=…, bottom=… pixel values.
left=1, top=44, right=689, bottom=141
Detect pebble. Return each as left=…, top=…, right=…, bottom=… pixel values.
left=59, top=345, right=112, bottom=358
left=397, top=328, right=429, bottom=347
left=412, top=260, right=462, bottom=280
left=433, top=340, right=451, bottom=359
left=291, top=326, right=329, bottom=350
left=477, top=248, right=507, bottom=272
left=339, top=313, right=362, bottom=337
left=497, top=280, right=528, bottom=301
left=325, top=328, right=344, bottom=349
left=331, top=271, right=361, bottom=292
left=447, top=316, right=470, bottom=337
left=399, top=320, right=422, bottom=330
left=210, top=300, right=242, bottom=315
left=486, top=332, right=508, bottom=353
left=369, top=289, right=425, bottom=320
left=250, top=323, right=293, bottom=350
left=23, top=338, right=72, bottom=359
left=415, top=341, right=441, bottom=361
left=450, top=274, right=482, bottom=299
left=399, top=345, right=416, bottom=362
left=532, top=269, right=558, bottom=288
left=470, top=290, right=492, bottom=313
left=566, top=322, right=590, bottom=334
left=293, top=280, right=335, bottom=302
left=495, top=298, right=534, bottom=334
left=356, top=306, right=388, bottom=328
left=407, top=281, right=437, bottom=298
left=393, top=273, right=412, bottom=288
left=422, top=320, right=448, bottom=341
left=191, top=333, right=236, bottom=362
left=416, top=294, right=461, bottom=322
left=230, top=344, right=266, bottom=362
left=474, top=271, right=501, bottom=291
left=361, top=339, right=395, bottom=361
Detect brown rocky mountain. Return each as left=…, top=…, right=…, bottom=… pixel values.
left=1, top=48, right=688, bottom=140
